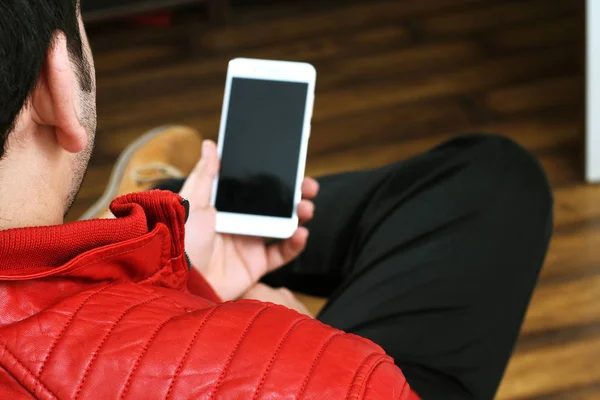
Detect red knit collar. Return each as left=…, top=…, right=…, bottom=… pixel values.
left=0, top=190, right=186, bottom=272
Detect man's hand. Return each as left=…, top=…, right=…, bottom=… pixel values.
left=242, top=283, right=314, bottom=317
left=180, top=140, right=319, bottom=301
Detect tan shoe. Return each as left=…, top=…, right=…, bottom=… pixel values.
left=79, top=125, right=203, bottom=220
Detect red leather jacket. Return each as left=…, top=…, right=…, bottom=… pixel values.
left=0, top=191, right=419, bottom=399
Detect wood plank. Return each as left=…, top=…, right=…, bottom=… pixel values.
left=485, top=76, right=583, bottom=115
left=93, top=44, right=183, bottom=75
left=309, top=100, right=470, bottom=155
left=95, top=38, right=480, bottom=111
left=83, top=0, right=208, bottom=22
left=520, top=275, right=600, bottom=335
left=496, top=335, right=600, bottom=399
left=95, top=23, right=410, bottom=88
left=537, top=383, right=600, bottom=400
left=87, top=0, right=485, bottom=53
left=421, top=0, right=581, bottom=37
left=194, top=0, right=486, bottom=49
left=95, top=45, right=578, bottom=132
left=554, top=185, right=600, bottom=228
left=312, top=47, right=578, bottom=122
left=306, top=113, right=579, bottom=179
left=541, top=230, right=600, bottom=282
left=537, top=143, right=582, bottom=187
left=533, top=186, right=600, bottom=283
left=95, top=13, right=584, bottom=93
left=315, top=40, right=482, bottom=89
left=487, top=15, right=583, bottom=50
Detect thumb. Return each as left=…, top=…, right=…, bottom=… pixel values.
left=180, top=140, right=220, bottom=207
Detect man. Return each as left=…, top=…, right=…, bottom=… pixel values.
left=0, top=1, right=552, bottom=399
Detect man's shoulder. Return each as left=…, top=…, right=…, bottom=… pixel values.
left=0, top=282, right=411, bottom=399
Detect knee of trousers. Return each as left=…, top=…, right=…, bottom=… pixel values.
left=458, top=133, right=553, bottom=221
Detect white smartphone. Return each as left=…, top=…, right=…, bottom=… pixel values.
left=210, top=58, right=316, bottom=239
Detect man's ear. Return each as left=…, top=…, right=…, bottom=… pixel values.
left=31, top=31, right=87, bottom=153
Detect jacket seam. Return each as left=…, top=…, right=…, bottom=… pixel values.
left=208, top=305, right=271, bottom=399
left=36, top=282, right=118, bottom=378
left=0, top=343, right=57, bottom=399
left=119, top=309, right=191, bottom=400
left=396, top=380, right=408, bottom=400
left=252, top=316, right=309, bottom=400
left=73, top=294, right=167, bottom=399
left=68, top=231, right=164, bottom=275
left=165, top=304, right=222, bottom=399
left=157, top=223, right=174, bottom=278
left=344, top=352, right=383, bottom=400
left=358, top=358, right=396, bottom=399
left=296, top=332, right=344, bottom=399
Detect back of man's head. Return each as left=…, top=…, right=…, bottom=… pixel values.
left=0, top=0, right=91, bottom=158
left=0, top=0, right=96, bottom=228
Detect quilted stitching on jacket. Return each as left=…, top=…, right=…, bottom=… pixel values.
left=0, top=192, right=416, bottom=399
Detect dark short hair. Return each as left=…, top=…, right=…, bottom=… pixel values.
left=0, top=0, right=92, bottom=158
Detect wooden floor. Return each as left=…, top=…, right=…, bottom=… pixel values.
left=72, top=0, right=592, bottom=398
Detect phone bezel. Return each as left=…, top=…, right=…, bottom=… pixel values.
left=210, top=58, right=316, bottom=239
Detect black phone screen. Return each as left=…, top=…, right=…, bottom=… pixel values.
left=215, top=77, right=310, bottom=218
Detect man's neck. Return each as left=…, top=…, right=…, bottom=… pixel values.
left=0, top=141, right=65, bottom=230
left=0, top=173, right=64, bottom=230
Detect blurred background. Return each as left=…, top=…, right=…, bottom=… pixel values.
left=72, top=0, right=590, bottom=398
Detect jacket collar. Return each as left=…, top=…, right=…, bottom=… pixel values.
left=0, top=190, right=188, bottom=277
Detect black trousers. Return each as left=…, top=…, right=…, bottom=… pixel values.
left=160, top=135, right=553, bottom=400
